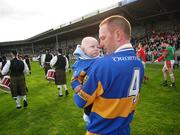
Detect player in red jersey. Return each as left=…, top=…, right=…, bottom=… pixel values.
left=155, top=42, right=176, bottom=88
left=137, top=43, right=149, bottom=82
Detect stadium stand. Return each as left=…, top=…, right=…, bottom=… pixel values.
left=0, top=0, right=179, bottom=63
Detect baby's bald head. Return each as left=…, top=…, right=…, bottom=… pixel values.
left=81, top=37, right=98, bottom=49
left=80, top=37, right=100, bottom=57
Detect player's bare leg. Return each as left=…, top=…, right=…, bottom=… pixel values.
left=168, top=68, right=176, bottom=88
left=161, top=68, right=168, bottom=86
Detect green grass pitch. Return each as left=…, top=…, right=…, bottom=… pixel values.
left=0, top=62, right=179, bottom=135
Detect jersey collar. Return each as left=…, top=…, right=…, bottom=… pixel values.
left=114, top=43, right=134, bottom=53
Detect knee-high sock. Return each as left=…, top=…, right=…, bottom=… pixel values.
left=170, top=73, right=175, bottom=83
left=57, top=85, right=62, bottom=95
left=22, top=95, right=27, bottom=101
left=63, top=84, right=68, bottom=91
left=15, top=96, right=21, bottom=107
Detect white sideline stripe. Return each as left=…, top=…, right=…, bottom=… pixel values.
left=148, top=67, right=180, bottom=72
left=0, top=88, right=10, bottom=94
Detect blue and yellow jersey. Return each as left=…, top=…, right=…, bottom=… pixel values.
left=71, top=59, right=97, bottom=90
left=71, top=45, right=100, bottom=90
left=74, top=48, right=144, bottom=135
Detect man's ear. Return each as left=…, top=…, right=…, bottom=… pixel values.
left=115, top=29, right=122, bottom=42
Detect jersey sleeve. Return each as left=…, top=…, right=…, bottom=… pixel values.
left=157, top=50, right=168, bottom=62
left=73, top=63, right=104, bottom=108
left=71, top=70, right=86, bottom=90
left=70, top=61, right=86, bottom=90
left=71, top=59, right=96, bottom=90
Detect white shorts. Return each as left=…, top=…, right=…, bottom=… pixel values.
left=163, top=60, right=175, bottom=71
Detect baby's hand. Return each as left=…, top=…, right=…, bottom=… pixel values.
left=75, top=85, right=82, bottom=93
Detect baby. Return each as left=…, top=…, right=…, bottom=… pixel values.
left=71, top=37, right=100, bottom=125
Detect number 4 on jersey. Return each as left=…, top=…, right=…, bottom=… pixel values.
left=129, top=68, right=140, bottom=97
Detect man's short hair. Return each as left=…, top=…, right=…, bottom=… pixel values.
left=46, top=48, right=50, bottom=53
left=99, top=15, right=131, bottom=39
left=139, top=43, right=145, bottom=47
left=11, top=50, right=17, bottom=56
left=58, top=48, right=62, bottom=54
left=163, top=40, right=169, bottom=44
left=24, top=55, right=28, bottom=58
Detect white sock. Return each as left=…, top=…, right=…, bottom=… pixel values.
left=57, top=85, right=62, bottom=95
left=170, top=73, right=175, bottom=82
left=63, top=85, right=68, bottom=91
left=22, top=95, right=27, bottom=101
left=16, top=96, right=21, bottom=107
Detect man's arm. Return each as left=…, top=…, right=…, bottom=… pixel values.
left=73, top=66, right=104, bottom=108
left=23, top=60, right=29, bottom=74
left=65, top=56, right=69, bottom=70
left=1, top=60, right=10, bottom=75
left=74, top=81, right=104, bottom=108
left=41, top=54, right=46, bottom=67
left=155, top=50, right=168, bottom=62
left=50, top=56, right=57, bottom=68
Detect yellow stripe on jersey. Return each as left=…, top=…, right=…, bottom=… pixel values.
left=92, top=95, right=139, bottom=119
left=77, top=81, right=104, bottom=107
left=70, top=70, right=86, bottom=84
left=79, top=70, right=86, bottom=76
left=86, top=131, right=99, bottom=135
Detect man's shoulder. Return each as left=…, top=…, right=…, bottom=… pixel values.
left=167, top=45, right=173, bottom=49
left=93, top=56, right=113, bottom=69
left=57, top=55, right=66, bottom=60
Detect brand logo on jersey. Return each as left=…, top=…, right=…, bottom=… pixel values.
left=112, top=56, right=137, bottom=62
